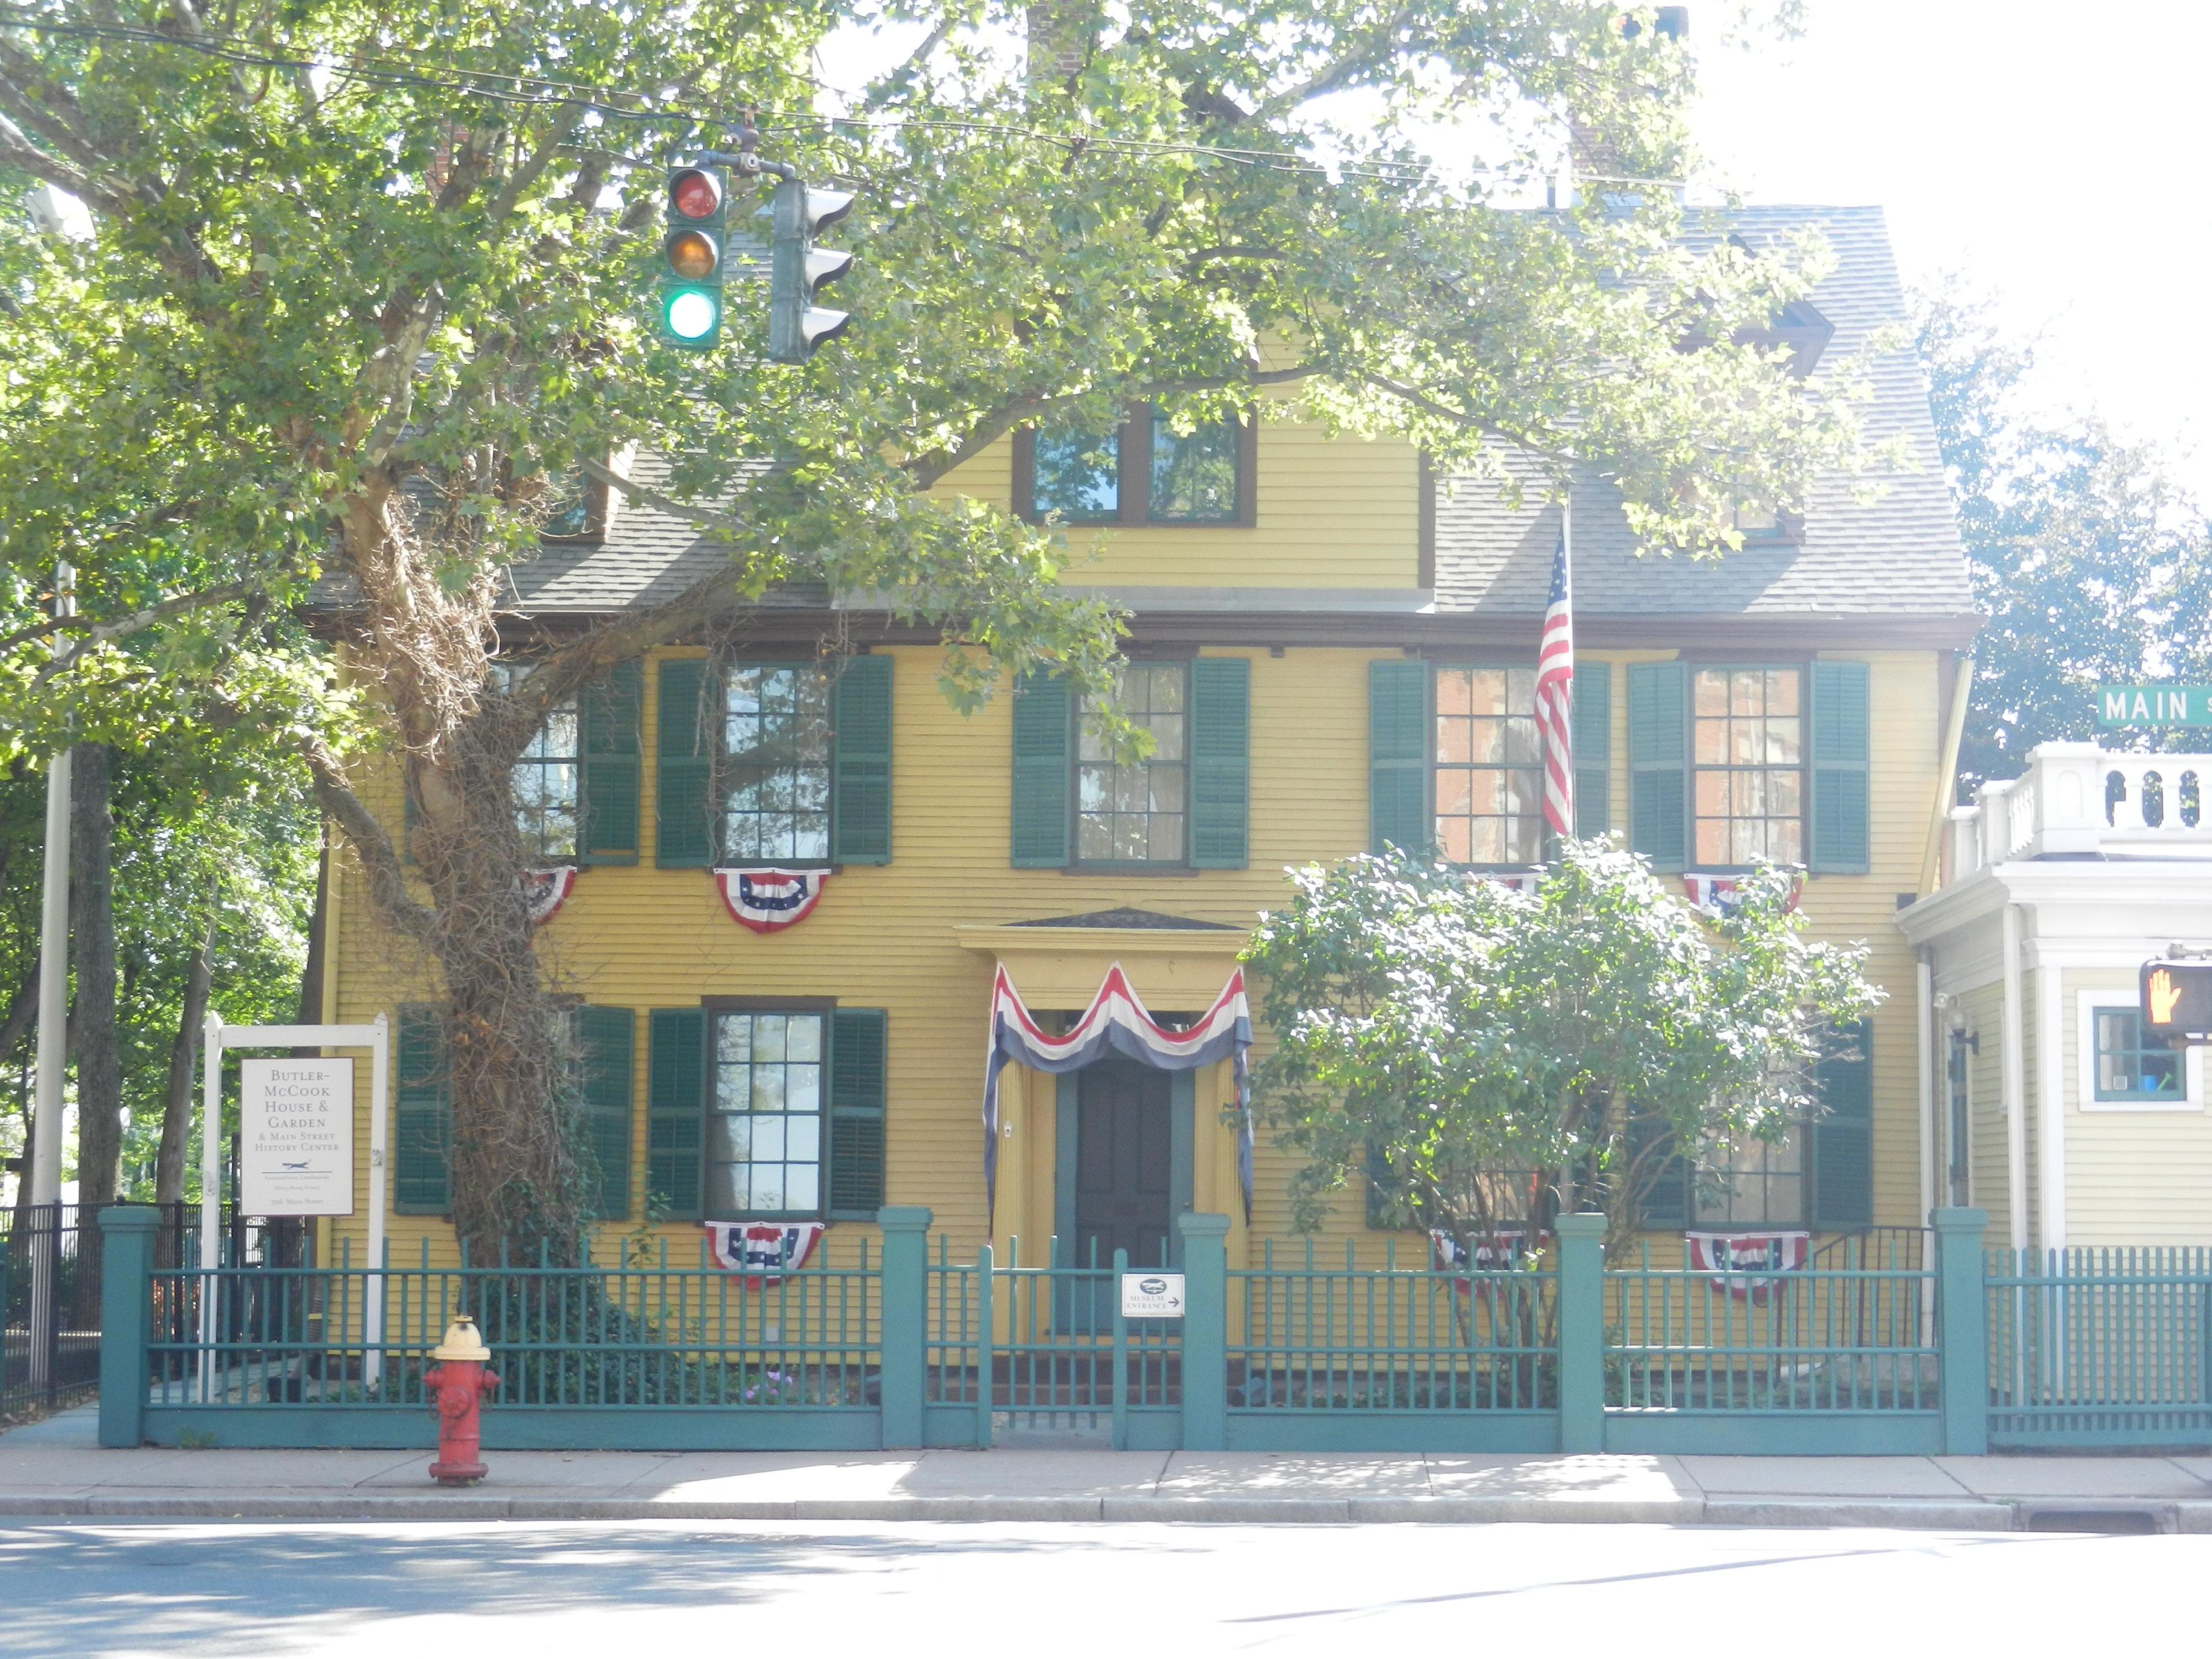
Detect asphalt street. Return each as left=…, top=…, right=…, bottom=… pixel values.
left=1, top=1518, right=2204, bottom=1657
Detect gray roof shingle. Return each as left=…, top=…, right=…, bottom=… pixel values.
left=1435, top=206, right=1972, bottom=621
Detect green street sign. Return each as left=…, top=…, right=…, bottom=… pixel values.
left=2096, top=685, right=2212, bottom=726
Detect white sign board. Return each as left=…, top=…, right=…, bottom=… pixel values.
left=239, top=1057, right=355, bottom=1216
left=1119, top=1271, right=1186, bottom=1320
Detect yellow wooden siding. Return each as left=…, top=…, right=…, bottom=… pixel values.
left=929, top=419, right=1423, bottom=593
left=2061, top=968, right=2212, bottom=1247
left=321, top=642, right=1949, bottom=1270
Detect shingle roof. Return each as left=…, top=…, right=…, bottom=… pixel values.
left=1434, top=205, right=1973, bottom=621
left=347, top=204, right=1968, bottom=631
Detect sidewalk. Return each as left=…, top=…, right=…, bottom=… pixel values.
left=3, top=1406, right=2207, bottom=1530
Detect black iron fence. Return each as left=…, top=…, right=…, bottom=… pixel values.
left=2, top=1200, right=277, bottom=1419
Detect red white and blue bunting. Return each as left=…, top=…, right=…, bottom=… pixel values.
left=522, top=866, right=578, bottom=928
left=1685, top=1229, right=1809, bottom=1302
left=1681, top=872, right=1802, bottom=918
left=983, top=962, right=1254, bottom=1222
left=702, top=1220, right=826, bottom=1285
left=1429, top=1228, right=1540, bottom=1289
left=715, top=867, right=831, bottom=933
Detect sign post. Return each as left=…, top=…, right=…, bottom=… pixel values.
left=200, top=1018, right=388, bottom=1398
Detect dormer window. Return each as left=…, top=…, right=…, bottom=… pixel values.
left=1016, top=404, right=1255, bottom=527
left=1733, top=499, right=1803, bottom=543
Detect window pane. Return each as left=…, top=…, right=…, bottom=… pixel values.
left=1433, top=665, right=1541, bottom=867
left=1033, top=427, right=1120, bottom=521
left=1149, top=413, right=1239, bottom=522
left=722, top=665, right=834, bottom=866
left=1077, top=666, right=1189, bottom=863
left=1690, top=669, right=1804, bottom=869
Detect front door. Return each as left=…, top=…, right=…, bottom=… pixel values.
left=1074, top=1058, right=1172, bottom=1271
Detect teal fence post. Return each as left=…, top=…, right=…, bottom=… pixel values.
left=97, top=1205, right=159, bottom=1449
left=876, top=1206, right=932, bottom=1449
left=1933, top=1206, right=1989, bottom=1455
left=1178, top=1212, right=1230, bottom=1451
left=1555, top=1213, right=1607, bottom=1455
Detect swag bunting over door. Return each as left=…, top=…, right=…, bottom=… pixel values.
left=982, top=962, right=1253, bottom=1222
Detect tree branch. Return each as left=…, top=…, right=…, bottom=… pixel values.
left=2, top=571, right=278, bottom=661
left=303, top=745, right=438, bottom=945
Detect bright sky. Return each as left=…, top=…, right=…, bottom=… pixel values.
left=820, top=2, right=2211, bottom=491
left=1695, top=0, right=2212, bottom=494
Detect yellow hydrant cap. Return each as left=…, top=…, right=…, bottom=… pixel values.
left=430, top=1316, right=491, bottom=1363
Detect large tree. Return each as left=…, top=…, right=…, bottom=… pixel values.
left=1, top=2, right=1870, bottom=1259
left=1915, top=283, right=2212, bottom=792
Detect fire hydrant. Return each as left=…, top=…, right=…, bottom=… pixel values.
left=423, top=1316, right=501, bottom=1487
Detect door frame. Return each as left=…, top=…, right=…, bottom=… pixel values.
left=1054, top=1064, right=1195, bottom=1267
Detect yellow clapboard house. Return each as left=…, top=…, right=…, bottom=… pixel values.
left=313, top=204, right=1977, bottom=1275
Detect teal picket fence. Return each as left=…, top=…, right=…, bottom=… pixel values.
left=94, top=1205, right=2212, bottom=1455
left=1986, top=1248, right=2212, bottom=1448
left=1600, top=1238, right=1942, bottom=1455
left=123, top=1224, right=882, bottom=1450
left=1226, top=1238, right=1556, bottom=1452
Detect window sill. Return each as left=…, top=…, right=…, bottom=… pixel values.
left=2081, top=1098, right=2202, bottom=1113
left=1061, top=863, right=1200, bottom=877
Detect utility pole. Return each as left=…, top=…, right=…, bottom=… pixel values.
left=28, top=561, right=73, bottom=1393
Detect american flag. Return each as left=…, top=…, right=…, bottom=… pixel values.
left=1535, top=502, right=1575, bottom=839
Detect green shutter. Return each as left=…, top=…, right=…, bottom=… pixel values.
left=646, top=1007, right=706, bottom=1219
left=1628, top=660, right=1688, bottom=871
left=656, top=658, right=713, bottom=868
left=828, top=1007, right=888, bottom=1220
left=1010, top=672, right=1071, bottom=868
left=1813, top=1018, right=1874, bottom=1227
left=394, top=1004, right=450, bottom=1215
left=579, top=659, right=642, bottom=865
left=1627, top=1112, right=1688, bottom=1230
left=1573, top=660, right=1612, bottom=841
left=832, top=654, right=894, bottom=865
left=576, top=1006, right=635, bottom=1221
left=1188, top=657, right=1250, bottom=869
left=1810, top=660, right=1871, bottom=874
left=1369, top=660, right=1431, bottom=857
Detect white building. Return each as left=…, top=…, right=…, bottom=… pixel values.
left=1899, top=741, right=2212, bottom=1252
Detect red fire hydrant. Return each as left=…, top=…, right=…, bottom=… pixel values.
left=423, top=1316, right=501, bottom=1487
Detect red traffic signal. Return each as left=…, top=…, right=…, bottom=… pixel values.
left=669, top=167, right=724, bottom=223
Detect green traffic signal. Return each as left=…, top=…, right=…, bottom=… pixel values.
left=661, top=164, right=727, bottom=350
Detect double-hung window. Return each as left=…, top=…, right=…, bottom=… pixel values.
left=710, top=1008, right=827, bottom=1217
left=646, top=1003, right=889, bottom=1223
left=1623, top=657, right=1868, bottom=875
left=1010, top=658, right=1250, bottom=870
left=722, top=665, right=835, bottom=863
left=486, top=661, right=641, bottom=865
left=654, top=655, right=893, bottom=869
left=1368, top=660, right=1608, bottom=866
left=1433, top=668, right=1543, bottom=866
left=1077, top=664, right=1188, bottom=863
left=1692, top=666, right=1804, bottom=867
left=1691, top=1128, right=1807, bottom=1226
left=1016, top=406, right=1253, bottom=527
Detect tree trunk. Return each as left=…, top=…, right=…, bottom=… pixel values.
left=411, top=711, right=584, bottom=1266
left=69, top=744, right=123, bottom=1209
left=155, top=921, right=214, bottom=1207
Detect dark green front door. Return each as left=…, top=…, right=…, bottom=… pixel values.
left=1074, top=1058, right=1173, bottom=1271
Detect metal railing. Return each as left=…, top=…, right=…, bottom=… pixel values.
left=1230, top=1238, right=1555, bottom=1412
left=1605, top=1241, right=1939, bottom=1412
left=146, top=1233, right=880, bottom=1412
left=1987, top=1247, right=2212, bottom=1446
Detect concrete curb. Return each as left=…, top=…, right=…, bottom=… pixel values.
left=0, top=1488, right=2176, bottom=1530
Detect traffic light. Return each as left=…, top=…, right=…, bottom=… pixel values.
left=767, top=179, right=854, bottom=363
left=661, top=164, right=727, bottom=349
left=2141, top=958, right=2212, bottom=1040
